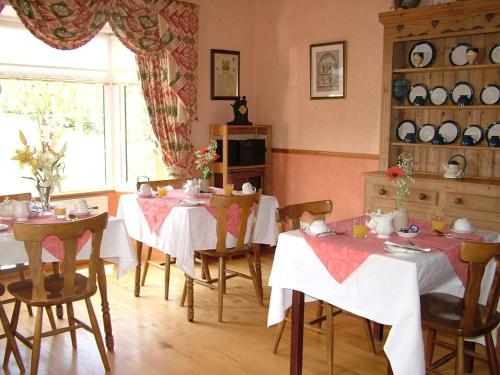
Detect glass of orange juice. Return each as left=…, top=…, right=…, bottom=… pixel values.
left=352, top=218, right=368, bottom=238
left=54, top=205, right=66, bottom=219
left=224, top=183, right=234, bottom=195
left=158, top=187, right=168, bottom=198
left=431, top=215, right=446, bottom=233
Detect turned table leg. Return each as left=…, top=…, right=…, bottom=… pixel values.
left=135, top=240, right=143, bottom=297
left=186, top=275, right=194, bottom=322
left=97, top=259, right=114, bottom=351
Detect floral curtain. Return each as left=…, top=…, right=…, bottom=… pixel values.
left=5, top=0, right=199, bottom=177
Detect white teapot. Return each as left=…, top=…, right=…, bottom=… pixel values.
left=14, top=200, right=30, bottom=221
left=442, top=154, right=467, bottom=179
left=183, top=180, right=200, bottom=196
left=0, top=198, right=15, bottom=218
left=375, top=212, right=395, bottom=239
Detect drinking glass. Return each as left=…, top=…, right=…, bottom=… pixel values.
left=54, top=206, right=66, bottom=219
left=431, top=215, right=446, bottom=233
left=158, top=187, right=168, bottom=198
left=352, top=218, right=368, bottom=238
left=224, top=184, right=234, bottom=195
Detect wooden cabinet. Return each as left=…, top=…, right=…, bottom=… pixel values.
left=209, top=124, right=272, bottom=193
left=365, top=1, right=500, bottom=231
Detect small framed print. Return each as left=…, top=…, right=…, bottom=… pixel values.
left=211, top=49, right=240, bottom=100
left=310, top=41, right=346, bottom=99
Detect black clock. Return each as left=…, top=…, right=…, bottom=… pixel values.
left=227, top=96, right=252, bottom=125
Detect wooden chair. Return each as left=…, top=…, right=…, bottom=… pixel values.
left=7, top=213, right=110, bottom=375
left=136, top=178, right=186, bottom=300
left=0, top=283, right=24, bottom=373
left=182, top=191, right=264, bottom=322
left=272, top=200, right=376, bottom=374
left=421, top=241, right=500, bottom=375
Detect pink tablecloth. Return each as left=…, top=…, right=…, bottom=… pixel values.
left=136, top=189, right=255, bottom=238
left=2, top=215, right=93, bottom=261
left=302, top=218, right=482, bottom=284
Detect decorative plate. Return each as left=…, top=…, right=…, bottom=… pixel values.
left=438, top=121, right=460, bottom=144
left=490, top=43, right=500, bottom=64
left=487, top=121, right=500, bottom=141
left=480, top=84, right=500, bottom=105
left=449, top=43, right=472, bottom=66
left=429, top=86, right=448, bottom=106
left=408, top=41, right=435, bottom=68
left=396, top=120, right=417, bottom=141
left=462, top=125, right=484, bottom=145
left=450, top=81, right=474, bottom=105
left=408, top=84, right=429, bottom=105
left=418, top=124, right=436, bottom=143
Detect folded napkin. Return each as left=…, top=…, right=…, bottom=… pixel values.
left=384, top=241, right=431, bottom=254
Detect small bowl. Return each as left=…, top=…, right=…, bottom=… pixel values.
left=396, top=231, right=419, bottom=239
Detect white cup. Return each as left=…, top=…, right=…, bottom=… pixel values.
left=139, top=183, right=152, bottom=196
left=453, top=218, right=472, bottom=233
left=242, top=182, right=257, bottom=194
left=74, top=199, right=89, bottom=214
left=308, top=220, right=330, bottom=235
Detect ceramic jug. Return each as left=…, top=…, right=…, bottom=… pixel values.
left=183, top=180, right=199, bottom=196
left=14, top=200, right=30, bottom=221
left=367, top=209, right=382, bottom=233
left=375, top=212, right=394, bottom=239
left=442, top=153, right=467, bottom=179
left=0, top=198, right=15, bottom=218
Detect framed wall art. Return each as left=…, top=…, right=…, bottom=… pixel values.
left=310, top=41, right=346, bottom=99
left=210, top=49, right=240, bottom=100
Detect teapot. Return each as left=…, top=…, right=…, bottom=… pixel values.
left=442, top=153, right=467, bottom=179
left=432, top=133, right=446, bottom=145
left=0, top=198, right=15, bottom=218
left=489, top=135, right=500, bottom=148
left=14, top=200, right=30, bottom=221
left=367, top=209, right=382, bottom=233
left=183, top=179, right=200, bottom=196
left=375, top=212, right=394, bottom=239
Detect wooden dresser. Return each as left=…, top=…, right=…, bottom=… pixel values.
left=364, top=0, right=500, bottom=231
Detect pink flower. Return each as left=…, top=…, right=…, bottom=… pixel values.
left=385, top=166, right=404, bottom=181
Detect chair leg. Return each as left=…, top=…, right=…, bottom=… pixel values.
left=201, top=255, right=212, bottom=283
left=181, top=278, right=187, bottom=307
left=164, top=254, right=171, bottom=300
left=362, top=319, right=376, bottom=354
left=246, top=253, right=264, bottom=306
left=425, top=328, right=436, bottom=368
left=325, top=303, right=334, bottom=375
left=0, top=302, right=24, bottom=372
left=4, top=300, right=21, bottom=367
left=30, top=306, right=44, bottom=375
left=272, top=308, right=290, bottom=353
left=456, top=336, right=465, bottom=375
left=314, top=301, right=323, bottom=328
left=141, top=247, right=153, bottom=287
left=45, top=307, right=57, bottom=331
left=17, top=265, right=33, bottom=317
left=485, top=332, right=499, bottom=375
left=85, top=298, right=110, bottom=371
left=218, top=258, right=225, bottom=322
left=67, top=302, right=77, bottom=349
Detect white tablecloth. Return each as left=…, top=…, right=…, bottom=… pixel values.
left=117, top=193, right=280, bottom=278
left=0, top=217, right=137, bottom=278
left=267, top=229, right=500, bottom=375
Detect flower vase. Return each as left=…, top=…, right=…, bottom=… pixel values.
left=37, top=186, right=52, bottom=216
left=393, top=208, right=409, bottom=231
left=199, top=178, right=210, bottom=193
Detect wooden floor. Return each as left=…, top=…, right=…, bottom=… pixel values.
left=0, top=249, right=494, bottom=374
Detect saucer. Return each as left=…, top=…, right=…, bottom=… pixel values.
left=0, top=224, right=8, bottom=231
left=451, top=227, right=473, bottom=234
left=70, top=210, right=92, bottom=217
left=138, top=193, right=154, bottom=198
left=396, top=231, right=420, bottom=239
left=305, top=228, right=332, bottom=237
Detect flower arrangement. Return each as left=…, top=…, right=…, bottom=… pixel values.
left=194, top=139, right=219, bottom=179
left=385, top=152, right=415, bottom=210
left=12, top=130, right=66, bottom=192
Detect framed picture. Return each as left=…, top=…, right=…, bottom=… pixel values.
left=211, top=49, right=240, bottom=100
left=310, top=41, right=346, bottom=99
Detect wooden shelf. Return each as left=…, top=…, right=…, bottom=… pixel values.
left=392, top=105, right=500, bottom=110
left=390, top=142, right=496, bottom=150
left=392, top=64, right=498, bottom=74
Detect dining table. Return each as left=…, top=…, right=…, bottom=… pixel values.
left=267, top=218, right=500, bottom=375
left=117, top=189, right=280, bottom=321
left=0, top=214, right=137, bottom=351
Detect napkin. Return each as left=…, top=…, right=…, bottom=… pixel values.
left=384, top=241, right=431, bottom=254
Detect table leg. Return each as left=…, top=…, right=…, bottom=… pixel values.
left=290, top=290, right=304, bottom=375
left=254, top=244, right=263, bottom=301
left=135, top=240, right=143, bottom=297
left=186, top=275, right=194, bottom=322
left=373, top=322, right=384, bottom=341
left=97, top=259, right=114, bottom=351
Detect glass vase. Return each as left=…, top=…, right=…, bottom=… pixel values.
left=37, top=185, right=52, bottom=216
left=393, top=208, right=409, bottom=231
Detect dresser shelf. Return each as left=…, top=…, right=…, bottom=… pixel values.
left=393, top=63, right=498, bottom=74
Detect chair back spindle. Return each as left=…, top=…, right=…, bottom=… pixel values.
left=136, top=178, right=186, bottom=192
left=278, top=200, right=333, bottom=232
